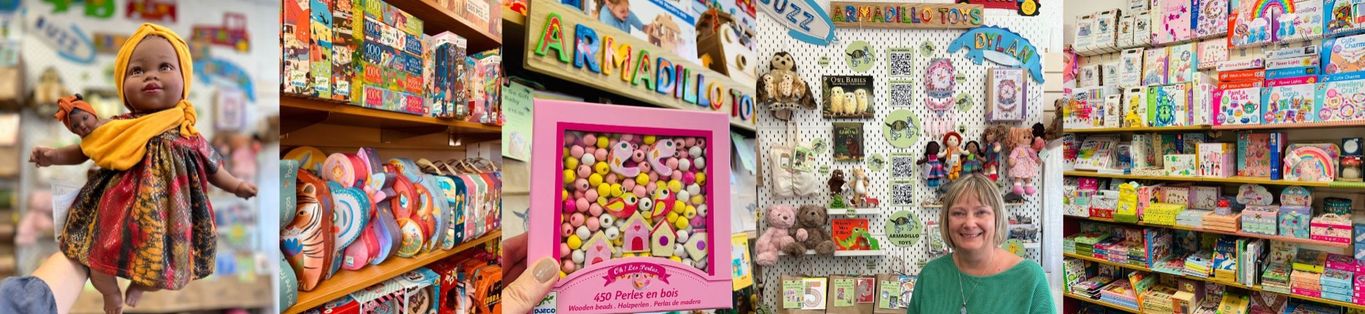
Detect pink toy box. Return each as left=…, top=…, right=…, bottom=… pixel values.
left=529, top=100, right=732, bottom=313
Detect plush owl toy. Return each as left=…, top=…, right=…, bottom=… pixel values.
left=757, top=52, right=816, bottom=121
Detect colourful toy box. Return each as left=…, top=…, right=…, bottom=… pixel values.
left=1241, top=205, right=1280, bottom=235
left=1144, top=48, right=1170, bottom=86
left=355, top=0, right=428, bottom=115
left=1314, top=78, right=1365, bottom=122
left=283, top=0, right=312, bottom=95
left=1262, top=77, right=1319, bottom=124
left=1322, top=33, right=1365, bottom=79
left=1149, top=83, right=1192, bottom=127
left=310, top=0, right=334, bottom=99
left=1154, top=0, right=1193, bottom=44
left=1325, top=198, right=1353, bottom=215
left=1228, top=0, right=1274, bottom=47
left=1355, top=224, right=1365, bottom=260
left=1216, top=81, right=1264, bottom=125
left=1198, top=143, right=1235, bottom=177
left=1284, top=143, right=1341, bottom=182
left=1326, top=0, right=1365, bottom=35
left=1144, top=203, right=1187, bottom=226
left=1237, top=132, right=1288, bottom=179
left=1280, top=205, right=1313, bottom=239
left=1168, top=43, right=1198, bottom=84
left=1165, top=154, right=1197, bottom=177
left=1195, top=0, right=1229, bottom=38
left=332, top=0, right=357, bottom=102
left=1312, top=213, right=1353, bottom=244
left=529, top=100, right=732, bottom=313
left=423, top=32, right=468, bottom=119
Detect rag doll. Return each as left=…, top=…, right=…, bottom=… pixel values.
left=27, top=24, right=257, bottom=314
left=794, top=205, right=836, bottom=255
left=982, top=125, right=1007, bottom=182
left=940, top=132, right=964, bottom=180
left=917, top=141, right=945, bottom=190
left=1007, top=127, right=1041, bottom=196
left=755, top=204, right=801, bottom=265
left=962, top=140, right=983, bottom=176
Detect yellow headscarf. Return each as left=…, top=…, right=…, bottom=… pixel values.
left=80, top=23, right=199, bottom=170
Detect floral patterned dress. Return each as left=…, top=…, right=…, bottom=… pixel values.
left=59, top=112, right=220, bottom=290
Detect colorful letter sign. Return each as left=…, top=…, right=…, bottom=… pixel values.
left=830, top=2, right=984, bottom=29
left=947, top=25, right=1044, bottom=83
left=757, top=0, right=836, bottom=45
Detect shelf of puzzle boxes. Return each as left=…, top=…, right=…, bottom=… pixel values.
left=279, top=146, right=503, bottom=313
left=528, top=100, right=733, bottom=314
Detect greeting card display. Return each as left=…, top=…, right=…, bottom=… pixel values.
left=987, top=68, right=1027, bottom=122
left=1144, top=48, right=1171, bottom=85
left=529, top=100, right=732, bottom=313
left=1313, top=78, right=1365, bottom=122
left=1195, top=0, right=1230, bottom=37
left=1322, top=28, right=1365, bottom=78
left=1154, top=0, right=1194, bottom=44
left=1120, top=48, right=1145, bottom=87
left=1262, top=79, right=1318, bottom=124
left=1217, top=83, right=1264, bottom=125
left=1168, top=43, right=1197, bottom=84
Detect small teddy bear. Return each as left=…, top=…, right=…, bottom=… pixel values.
left=793, top=205, right=836, bottom=255
left=755, top=204, right=800, bottom=265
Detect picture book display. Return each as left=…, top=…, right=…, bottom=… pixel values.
left=833, top=122, right=865, bottom=161
left=824, top=76, right=876, bottom=119
left=832, top=218, right=879, bottom=251
left=529, top=100, right=732, bottom=313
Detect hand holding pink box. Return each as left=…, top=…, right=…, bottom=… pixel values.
left=529, top=100, right=732, bottom=313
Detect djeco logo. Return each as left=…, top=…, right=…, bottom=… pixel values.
left=534, top=293, right=558, bottom=313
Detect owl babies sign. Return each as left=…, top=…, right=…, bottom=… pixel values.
left=947, top=26, right=1045, bottom=83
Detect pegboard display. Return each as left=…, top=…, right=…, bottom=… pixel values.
left=754, top=8, right=1053, bottom=307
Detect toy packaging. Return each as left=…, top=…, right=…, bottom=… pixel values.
left=1314, top=78, right=1365, bottom=122
left=1124, top=87, right=1149, bottom=127
left=1165, top=154, right=1198, bottom=177
left=355, top=0, right=428, bottom=115
left=1216, top=81, right=1264, bottom=125
left=283, top=0, right=312, bottom=95
left=1168, top=43, right=1197, bottom=84
left=1262, top=77, right=1319, bottom=124
left=1283, top=0, right=1325, bottom=42
left=1144, top=47, right=1171, bottom=86
left=1326, top=0, right=1365, bottom=35
left=332, top=0, right=357, bottom=102
left=987, top=68, right=1027, bottom=122
left=1280, top=205, right=1313, bottom=239
left=424, top=32, right=469, bottom=119
left=1192, top=82, right=1217, bottom=125
left=529, top=100, right=732, bottom=313
left=1118, top=15, right=1136, bottom=48
left=1195, top=0, right=1231, bottom=38
left=1103, top=95, right=1122, bottom=128
left=1343, top=138, right=1363, bottom=182
left=1312, top=213, right=1353, bottom=243
left=310, top=0, right=334, bottom=98
left=1238, top=132, right=1288, bottom=178
left=1218, top=58, right=1267, bottom=72
left=1080, top=64, right=1102, bottom=88
left=1242, top=205, right=1280, bottom=235
left=1154, top=0, right=1194, bottom=44
left=1094, top=10, right=1119, bottom=51
left=1197, top=39, right=1229, bottom=70
left=1120, top=48, right=1145, bottom=87
left=1199, top=143, right=1236, bottom=177
left=1284, top=143, right=1342, bottom=182
left=1135, top=13, right=1154, bottom=47
left=1149, top=83, right=1192, bottom=127
left=1229, top=0, right=1273, bottom=47
left=1322, top=33, right=1365, bottom=79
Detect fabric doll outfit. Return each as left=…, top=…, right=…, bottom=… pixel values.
left=962, top=154, right=981, bottom=175
left=1008, top=146, right=1039, bottom=179
left=923, top=156, right=946, bottom=188
left=58, top=23, right=217, bottom=291
left=945, top=150, right=963, bottom=180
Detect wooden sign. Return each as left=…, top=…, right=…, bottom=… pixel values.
left=830, top=2, right=984, bottom=29
left=524, top=0, right=756, bottom=129
left=956, top=0, right=1040, bottom=16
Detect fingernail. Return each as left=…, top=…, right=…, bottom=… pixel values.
left=533, top=258, right=557, bottom=283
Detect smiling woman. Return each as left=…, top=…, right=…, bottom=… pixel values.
left=907, top=174, right=1054, bottom=314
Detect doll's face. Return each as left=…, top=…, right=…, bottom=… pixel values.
left=65, top=109, right=102, bottom=138
left=122, top=36, right=184, bottom=113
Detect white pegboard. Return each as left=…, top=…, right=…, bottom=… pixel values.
left=754, top=7, right=1053, bottom=307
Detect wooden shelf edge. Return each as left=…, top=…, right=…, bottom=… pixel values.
left=1212, top=120, right=1365, bottom=131
left=1064, top=254, right=1365, bottom=310
left=284, top=230, right=501, bottom=314
left=387, top=0, right=502, bottom=51
left=1067, top=216, right=1352, bottom=249
left=1064, top=292, right=1140, bottom=313
left=1063, top=171, right=1363, bottom=190
left=1065, top=125, right=1211, bottom=133
left=281, top=95, right=502, bottom=134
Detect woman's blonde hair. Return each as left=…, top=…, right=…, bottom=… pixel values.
left=938, top=174, right=1009, bottom=249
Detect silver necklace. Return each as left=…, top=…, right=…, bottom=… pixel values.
left=957, top=270, right=977, bottom=314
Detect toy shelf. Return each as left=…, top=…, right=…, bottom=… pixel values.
left=1211, top=120, right=1365, bottom=131
left=1063, top=253, right=1365, bottom=310
left=1064, top=292, right=1141, bottom=313
left=1063, top=171, right=1365, bottom=190
left=283, top=230, right=501, bottom=314
left=387, top=0, right=501, bottom=52
left=1064, top=125, right=1212, bottom=133
left=826, top=208, right=883, bottom=215
left=1072, top=216, right=1351, bottom=250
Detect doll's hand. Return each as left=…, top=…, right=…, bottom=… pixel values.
left=233, top=181, right=258, bottom=199
left=29, top=146, right=55, bottom=167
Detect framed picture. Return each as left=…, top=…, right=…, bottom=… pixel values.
left=987, top=68, right=1026, bottom=122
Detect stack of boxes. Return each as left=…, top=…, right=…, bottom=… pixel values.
left=1240, top=205, right=1280, bottom=235
left=1184, top=251, right=1213, bottom=279
left=1279, top=205, right=1313, bottom=239
left=1262, top=261, right=1293, bottom=293
left=356, top=0, right=428, bottom=115
left=1204, top=212, right=1242, bottom=233
left=1140, top=285, right=1178, bottom=312
left=423, top=32, right=468, bottom=119
left=1322, top=254, right=1356, bottom=303
left=1292, top=250, right=1327, bottom=298
left=1177, top=209, right=1211, bottom=228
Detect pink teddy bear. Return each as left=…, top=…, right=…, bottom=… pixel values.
left=755, top=204, right=800, bottom=266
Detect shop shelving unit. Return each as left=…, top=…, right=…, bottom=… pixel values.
left=280, top=0, right=503, bottom=312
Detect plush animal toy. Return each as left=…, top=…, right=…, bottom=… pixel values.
left=757, top=52, right=816, bottom=120
left=755, top=204, right=801, bottom=265
left=794, top=205, right=836, bottom=255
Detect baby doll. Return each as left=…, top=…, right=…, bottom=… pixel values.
left=598, top=0, right=645, bottom=33
left=1007, top=127, right=1041, bottom=196
left=961, top=140, right=982, bottom=176
left=940, top=132, right=964, bottom=180
left=916, top=141, right=945, bottom=190
left=53, top=94, right=107, bottom=138
left=28, top=24, right=257, bottom=314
